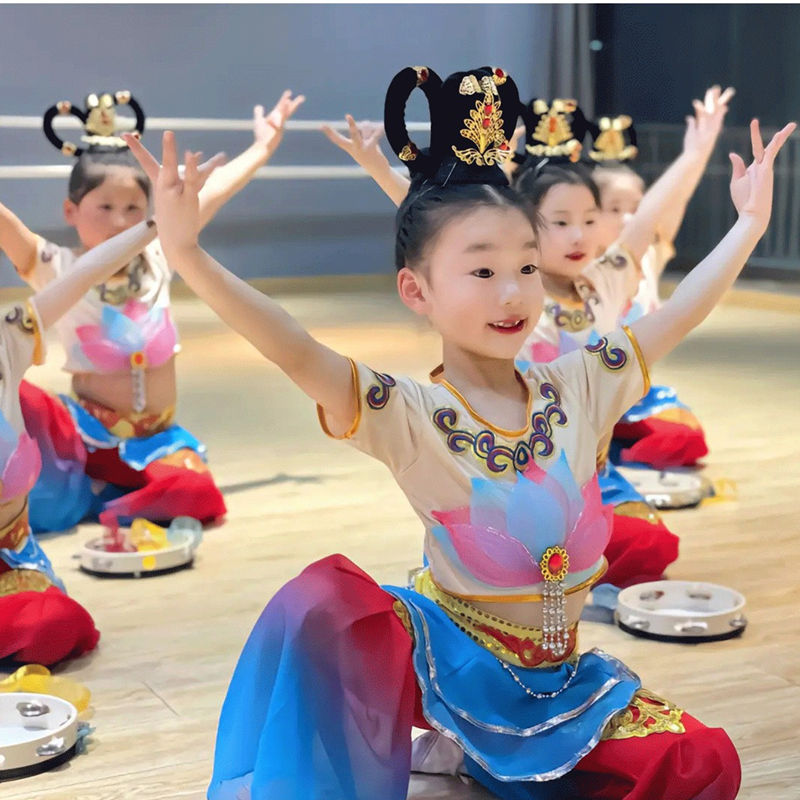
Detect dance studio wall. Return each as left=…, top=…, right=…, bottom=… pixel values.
left=0, top=3, right=589, bottom=284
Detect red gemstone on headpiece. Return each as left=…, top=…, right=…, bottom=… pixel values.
left=548, top=552, right=564, bottom=573
left=500, top=143, right=509, bottom=150
left=420, top=69, right=429, bottom=80
left=485, top=104, right=493, bottom=114
left=549, top=118, right=557, bottom=132
left=482, top=119, right=491, bottom=129
left=495, top=69, right=505, bottom=78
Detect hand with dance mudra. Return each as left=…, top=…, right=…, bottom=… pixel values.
left=253, top=90, right=306, bottom=160
left=322, top=114, right=411, bottom=206
left=123, top=132, right=222, bottom=254
left=729, top=119, right=795, bottom=232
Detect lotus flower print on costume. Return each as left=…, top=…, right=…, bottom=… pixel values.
left=75, top=299, right=177, bottom=373
left=431, top=450, right=612, bottom=654
left=0, top=413, right=41, bottom=503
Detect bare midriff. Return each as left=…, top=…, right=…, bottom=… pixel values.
left=71, top=355, right=177, bottom=416
left=0, top=495, right=27, bottom=530
left=470, top=585, right=594, bottom=629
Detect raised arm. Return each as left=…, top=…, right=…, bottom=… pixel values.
left=31, top=219, right=157, bottom=330
left=125, top=131, right=357, bottom=435
left=617, top=86, right=734, bottom=264
left=630, top=119, right=795, bottom=366
left=0, top=200, right=39, bottom=279
left=197, top=90, right=305, bottom=230
left=322, top=116, right=410, bottom=207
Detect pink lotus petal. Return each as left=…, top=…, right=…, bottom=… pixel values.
left=79, top=340, right=130, bottom=372
left=531, top=341, right=561, bottom=363
left=143, top=315, right=177, bottom=367
left=75, top=325, right=107, bottom=346
left=432, top=506, right=470, bottom=529
left=0, top=433, right=41, bottom=501
left=123, top=299, right=150, bottom=322
left=445, top=523, right=543, bottom=587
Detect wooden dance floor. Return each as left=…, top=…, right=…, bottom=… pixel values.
left=3, top=277, right=799, bottom=799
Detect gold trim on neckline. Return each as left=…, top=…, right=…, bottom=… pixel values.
left=429, top=365, right=532, bottom=438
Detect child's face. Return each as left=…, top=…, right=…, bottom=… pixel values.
left=63, top=166, right=149, bottom=250
left=535, top=183, right=603, bottom=280
left=399, top=205, right=542, bottom=361
left=598, top=173, right=644, bottom=244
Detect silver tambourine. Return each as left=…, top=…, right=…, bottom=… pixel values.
left=79, top=517, right=202, bottom=578
left=615, top=466, right=711, bottom=509
left=0, top=693, right=78, bottom=780
left=615, top=580, right=747, bottom=643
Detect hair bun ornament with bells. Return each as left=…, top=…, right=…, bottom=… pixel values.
left=588, top=115, right=638, bottom=163
left=42, top=91, right=146, bottom=157
left=384, top=65, right=521, bottom=186
left=517, top=98, right=590, bottom=164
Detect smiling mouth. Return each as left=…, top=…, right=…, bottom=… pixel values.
left=488, top=319, right=526, bottom=334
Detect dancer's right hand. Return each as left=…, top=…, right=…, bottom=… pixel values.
left=123, top=132, right=224, bottom=254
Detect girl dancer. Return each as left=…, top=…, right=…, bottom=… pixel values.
left=126, top=65, right=790, bottom=800
left=0, top=89, right=303, bottom=533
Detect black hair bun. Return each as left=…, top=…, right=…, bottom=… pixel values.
left=43, top=91, right=146, bottom=157
left=384, top=65, right=521, bottom=186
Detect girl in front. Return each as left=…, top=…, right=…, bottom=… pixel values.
left=126, top=66, right=791, bottom=800
left=0, top=88, right=303, bottom=533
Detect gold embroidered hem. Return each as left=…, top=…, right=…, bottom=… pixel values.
left=74, top=395, right=175, bottom=438
left=622, top=325, right=651, bottom=396
left=601, top=688, right=686, bottom=740
left=613, top=501, right=663, bottom=525
left=415, top=569, right=579, bottom=668
left=317, top=358, right=362, bottom=441
left=0, top=501, right=30, bottom=552
left=0, top=568, right=53, bottom=598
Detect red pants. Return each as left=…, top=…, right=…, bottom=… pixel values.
left=86, top=445, right=227, bottom=529
left=605, top=510, right=680, bottom=588
left=235, top=555, right=740, bottom=800
left=0, top=581, right=100, bottom=666
left=614, top=414, right=709, bottom=470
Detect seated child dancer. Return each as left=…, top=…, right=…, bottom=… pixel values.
left=321, top=93, right=718, bottom=587
left=125, top=66, right=791, bottom=800
left=0, top=89, right=303, bottom=533
left=587, top=89, right=734, bottom=467
left=1, top=219, right=172, bottom=664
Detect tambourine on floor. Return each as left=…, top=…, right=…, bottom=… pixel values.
left=77, top=518, right=202, bottom=578
left=615, top=465, right=712, bottom=509
left=615, top=580, right=747, bottom=644
left=1, top=279, right=798, bottom=799
left=0, top=694, right=78, bottom=782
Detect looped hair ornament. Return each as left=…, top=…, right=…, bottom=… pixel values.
left=587, top=115, right=638, bottom=162
left=519, top=98, right=589, bottom=163
left=384, top=65, right=521, bottom=186
left=43, top=91, right=146, bottom=156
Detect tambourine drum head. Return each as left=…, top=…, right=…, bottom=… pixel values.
left=616, top=466, right=710, bottom=509
left=0, top=693, right=78, bottom=780
left=615, top=580, right=747, bottom=643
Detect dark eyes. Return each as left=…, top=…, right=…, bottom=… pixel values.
left=472, top=265, right=538, bottom=278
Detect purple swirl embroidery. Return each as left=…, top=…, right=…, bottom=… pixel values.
left=585, top=338, right=628, bottom=371
left=366, top=371, right=397, bottom=410
left=432, top=383, right=567, bottom=474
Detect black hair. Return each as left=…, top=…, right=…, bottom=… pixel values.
left=512, top=158, right=601, bottom=210
left=394, top=173, right=536, bottom=272
left=67, top=147, right=151, bottom=205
